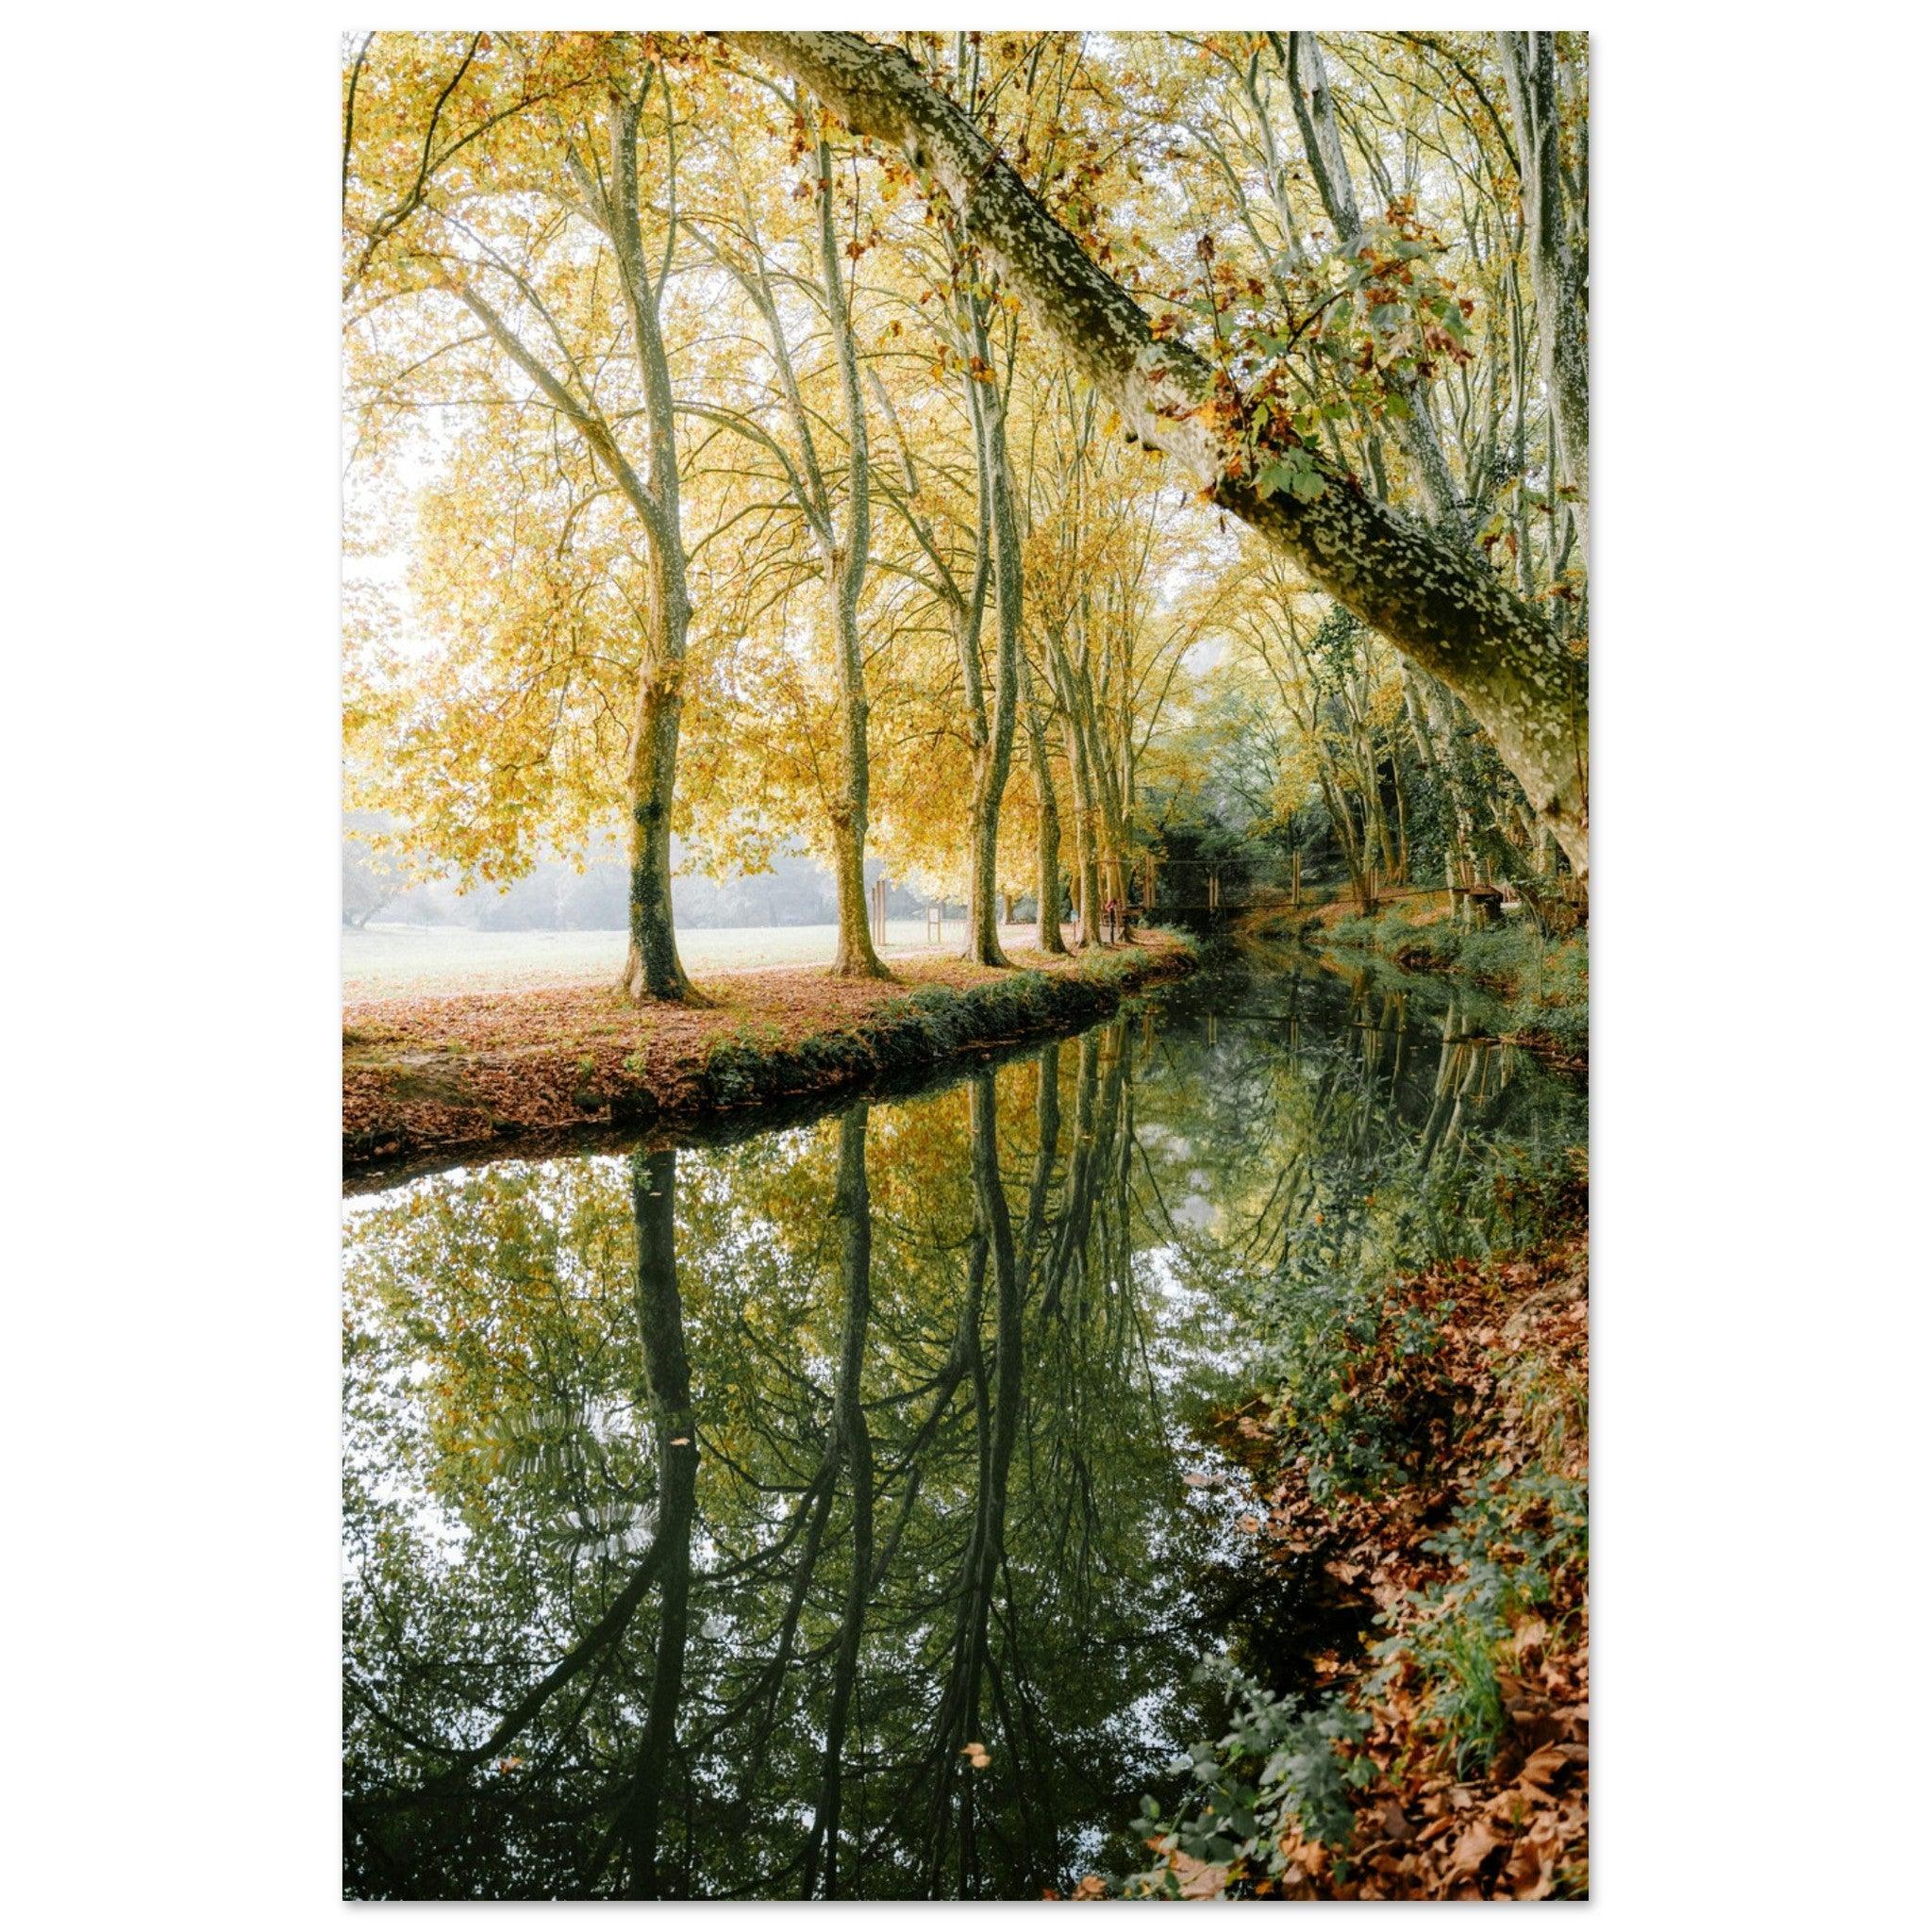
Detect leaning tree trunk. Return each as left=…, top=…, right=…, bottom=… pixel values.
left=724, top=31, right=1587, bottom=879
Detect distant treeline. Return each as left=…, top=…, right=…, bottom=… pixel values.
left=343, top=816, right=927, bottom=931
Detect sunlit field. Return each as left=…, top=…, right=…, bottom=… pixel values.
left=343, top=919, right=1011, bottom=998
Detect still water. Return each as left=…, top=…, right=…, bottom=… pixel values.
left=342, top=950, right=1584, bottom=1899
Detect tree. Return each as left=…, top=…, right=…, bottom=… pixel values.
left=1497, top=33, right=1588, bottom=506
left=721, top=32, right=1588, bottom=879
left=344, top=35, right=710, bottom=1001
left=688, top=98, right=891, bottom=975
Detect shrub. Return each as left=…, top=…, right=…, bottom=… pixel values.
left=687, top=944, right=1182, bottom=1110
left=703, top=1023, right=788, bottom=1106
left=1126, top=1659, right=1370, bottom=1891
left=1370, top=1467, right=1587, bottom=1774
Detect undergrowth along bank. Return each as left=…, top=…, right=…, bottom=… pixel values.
left=1294, top=908, right=1588, bottom=1059
left=1117, top=1160, right=1590, bottom=1903
left=697, top=945, right=1176, bottom=1104
left=344, top=932, right=1200, bottom=1170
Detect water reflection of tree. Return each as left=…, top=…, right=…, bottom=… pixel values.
left=342, top=975, right=1580, bottom=1898
left=1134, top=965, right=1583, bottom=1316
left=344, top=1022, right=1192, bottom=1899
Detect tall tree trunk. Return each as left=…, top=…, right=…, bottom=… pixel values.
left=1066, top=744, right=1101, bottom=948
left=606, top=86, right=702, bottom=1002
left=617, top=594, right=700, bottom=1004
left=961, top=329, right=1020, bottom=968
left=1320, top=767, right=1374, bottom=915
left=815, top=119, right=889, bottom=977
left=827, top=803, right=877, bottom=979
left=1046, top=625, right=1106, bottom=947
left=726, top=31, right=1588, bottom=878
left=1405, top=668, right=1481, bottom=910
left=1390, top=746, right=1409, bottom=883
left=1498, top=32, right=1589, bottom=502
left=1065, top=791, right=1091, bottom=946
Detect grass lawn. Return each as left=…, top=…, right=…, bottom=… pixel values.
left=343, top=919, right=1015, bottom=998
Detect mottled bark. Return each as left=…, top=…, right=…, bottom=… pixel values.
left=618, top=634, right=697, bottom=1005
left=724, top=31, right=1587, bottom=877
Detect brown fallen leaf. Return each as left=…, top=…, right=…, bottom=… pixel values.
left=1441, top=1817, right=1503, bottom=1885
left=1519, top=1743, right=1573, bottom=1790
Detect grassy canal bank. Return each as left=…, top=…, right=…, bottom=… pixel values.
left=1244, top=896, right=1588, bottom=1064
left=343, top=929, right=1200, bottom=1170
